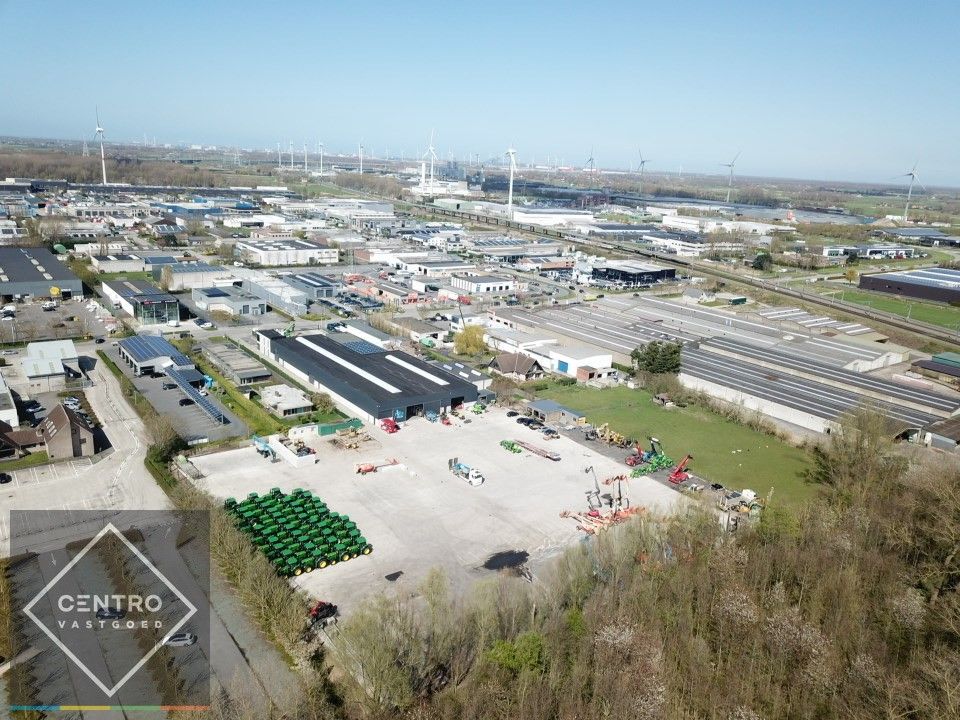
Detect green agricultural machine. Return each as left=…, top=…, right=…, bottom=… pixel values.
left=500, top=440, right=522, bottom=454
left=223, top=488, right=372, bottom=577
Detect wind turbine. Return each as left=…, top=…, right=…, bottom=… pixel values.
left=638, top=151, right=650, bottom=196
left=506, top=147, right=518, bottom=219
left=584, top=147, right=598, bottom=188
left=721, top=151, right=741, bottom=203
left=422, top=130, right=438, bottom=187
left=94, top=108, right=107, bottom=185
left=358, top=141, right=364, bottom=175
left=318, top=142, right=324, bottom=176
left=900, top=163, right=925, bottom=223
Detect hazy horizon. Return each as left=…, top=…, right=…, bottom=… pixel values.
left=1, top=1, right=958, bottom=185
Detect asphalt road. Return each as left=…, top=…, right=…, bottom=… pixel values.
left=2, top=342, right=292, bottom=713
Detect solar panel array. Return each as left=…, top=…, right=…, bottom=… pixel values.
left=201, top=287, right=230, bottom=298
left=165, top=367, right=229, bottom=424
left=757, top=307, right=873, bottom=336
left=120, top=335, right=192, bottom=366
left=343, top=340, right=384, bottom=355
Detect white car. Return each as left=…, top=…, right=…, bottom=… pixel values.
left=163, top=632, right=198, bottom=647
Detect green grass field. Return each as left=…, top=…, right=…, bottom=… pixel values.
left=538, top=385, right=815, bottom=507
left=813, top=288, right=960, bottom=330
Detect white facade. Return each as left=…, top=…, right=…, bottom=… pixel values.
left=450, top=273, right=518, bottom=294
left=662, top=215, right=794, bottom=235
left=646, top=233, right=743, bottom=257
left=235, top=238, right=339, bottom=266
left=0, top=372, right=19, bottom=428
left=223, top=214, right=286, bottom=229
left=511, top=207, right=597, bottom=227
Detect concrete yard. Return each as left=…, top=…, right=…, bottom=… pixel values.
left=189, top=409, right=685, bottom=611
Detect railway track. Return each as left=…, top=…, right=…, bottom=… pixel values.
left=395, top=199, right=960, bottom=348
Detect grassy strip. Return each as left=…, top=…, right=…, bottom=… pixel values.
left=538, top=384, right=814, bottom=506
left=812, top=286, right=960, bottom=331
left=225, top=338, right=344, bottom=426
left=185, top=353, right=284, bottom=435
left=1, top=558, right=43, bottom=719
left=0, top=451, right=49, bottom=471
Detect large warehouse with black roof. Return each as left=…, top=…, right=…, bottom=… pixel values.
left=255, top=330, right=478, bottom=421
left=0, top=247, right=84, bottom=299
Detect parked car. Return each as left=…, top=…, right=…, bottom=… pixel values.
left=162, top=382, right=177, bottom=390
left=96, top=607, right=126, bottom=620
left=506, top=410, right=519, bottom=417
left=149, top=372, right=165, bottom=379
left=516, top=417, right=532, bottom=425
left=163, top=632, right=198, bottom=647
left=179, top=398, right=195, bottom=407
left=0, top=473, right=11, bottom=484
left=94, top=338, right=105, bottom=344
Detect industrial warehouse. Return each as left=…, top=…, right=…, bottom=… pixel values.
left=858, top=267, right=960, bottom=304
left=254, top=330, right=479, bottom=421
left=488, top=295, right=959, bottom=436
left=0, top=246, right=83, bottom=299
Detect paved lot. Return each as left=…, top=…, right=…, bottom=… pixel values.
left=189, top=408, right=686, bottom=612
left=0, top=297, right=112, bottom=344
left=96, top=345, right=247, bottom=443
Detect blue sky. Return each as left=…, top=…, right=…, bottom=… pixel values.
left=1, top=0, right=958, bottom=185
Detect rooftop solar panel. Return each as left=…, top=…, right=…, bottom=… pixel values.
left=202, top=288, right=230, bottom=297
left=119, top=335, right=192, bottom=366
left=343, top=340, right=384, bottom=355
left=166, top=367, right=229, bottom=424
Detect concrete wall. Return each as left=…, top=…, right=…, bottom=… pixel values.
left=678, top=372, right=835, bottom=434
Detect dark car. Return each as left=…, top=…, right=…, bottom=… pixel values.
left=516, top=417, right=533, bottom=425
left=0, top=473, right=11, bottom=484
left=96, top=607, right=126, bottom=620
left=150, top=372, right=165, bottom=379
left=162, top=382, right=177, bottom=390
left=179, top=398, right=195, bottom=407
left=94, top=338, right=105, bottom=344
left=506, top=410, right=519, bottom=417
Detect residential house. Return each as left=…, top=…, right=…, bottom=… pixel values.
left=488, top=352, right=546, bottom=382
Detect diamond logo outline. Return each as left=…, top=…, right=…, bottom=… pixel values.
left=22, top=522, right=197, bottom=698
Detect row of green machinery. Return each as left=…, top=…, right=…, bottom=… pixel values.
left=224, top=488, right=371, bottom=577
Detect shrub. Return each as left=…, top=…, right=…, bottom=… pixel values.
left=487, top=631, right=547, bottom=674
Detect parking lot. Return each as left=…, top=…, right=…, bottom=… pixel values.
left=97, top=345, right=247, bottom=443
left=0, top=296, right=114, bottom=344
left=189, top=408, right=686, bottom=612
